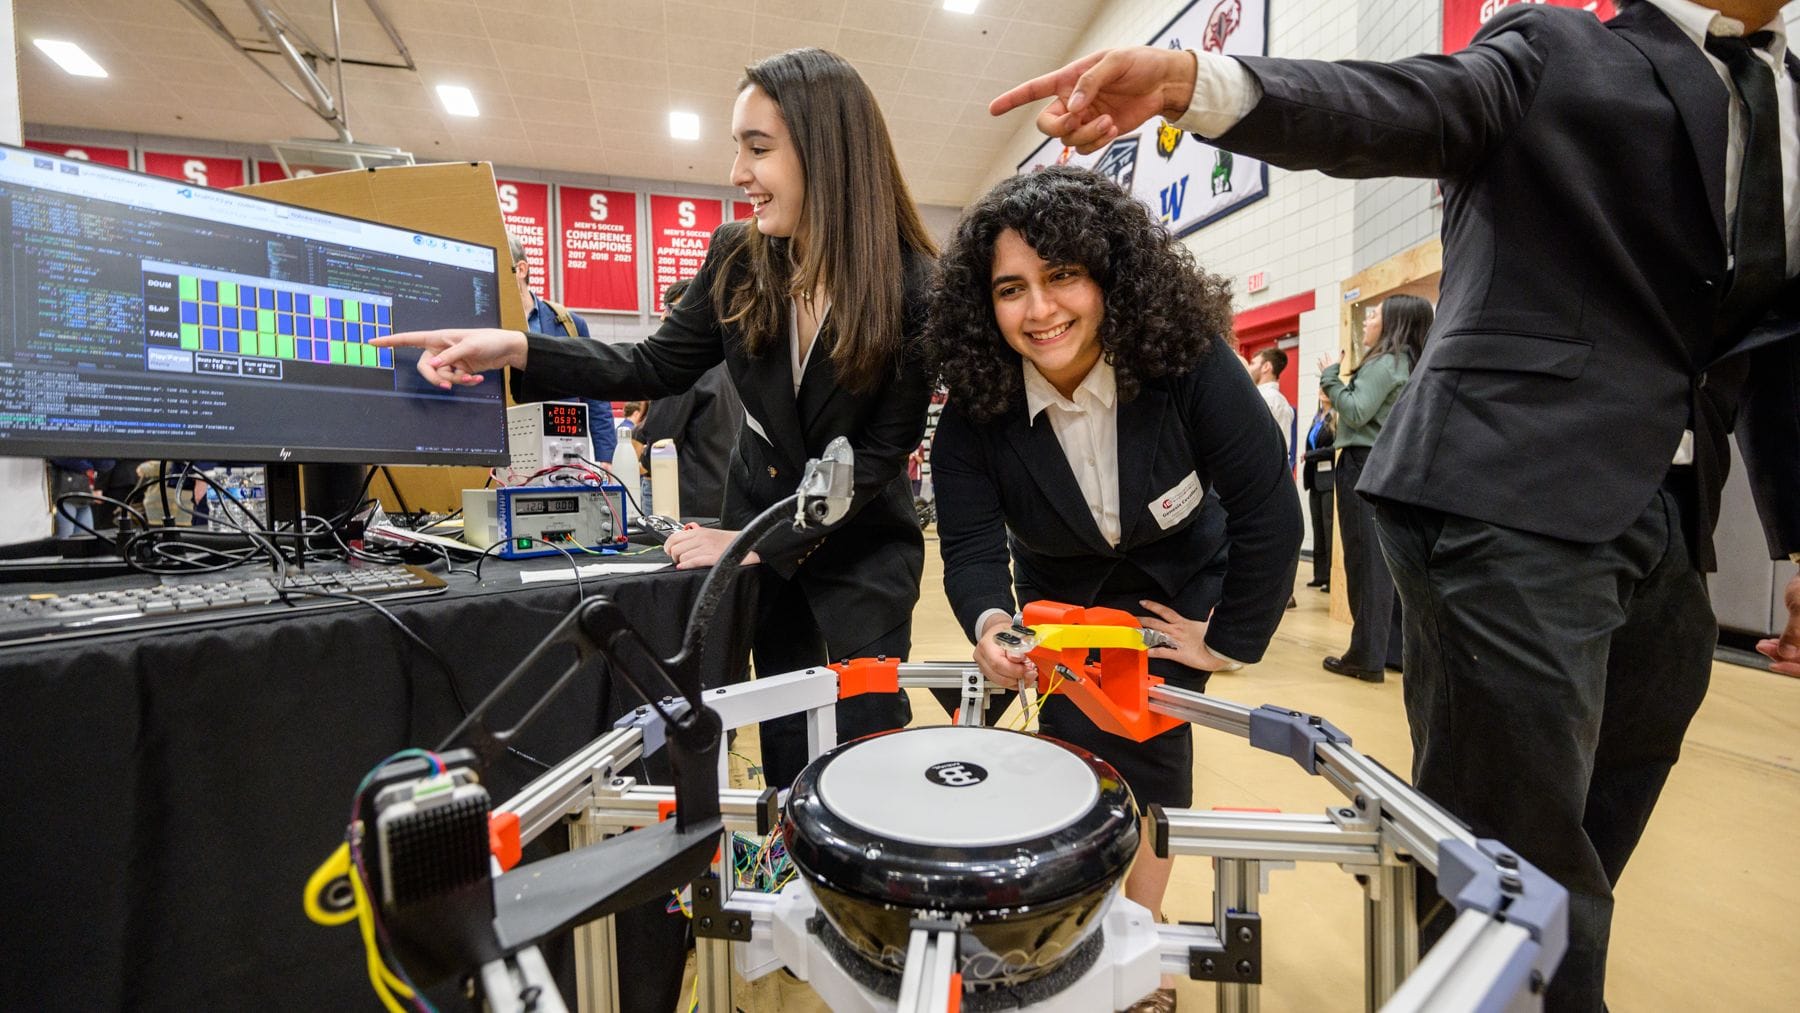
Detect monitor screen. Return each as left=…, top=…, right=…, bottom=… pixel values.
left=0, top=144, right=509, bottom=465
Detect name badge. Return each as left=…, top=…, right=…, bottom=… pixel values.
left=1150, top=472, right=1204, bottom=530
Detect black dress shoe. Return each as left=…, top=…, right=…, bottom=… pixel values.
left=1323, top=655, right=1384, bottom=683
left=1305, top=579, right=1325, bottom=588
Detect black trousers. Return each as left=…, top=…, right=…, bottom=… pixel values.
left=753, top=572, right=912, bottom=789
left=1335, top=447, right=1403, bottom=669
left=1308, top=481, right=1334, bottom=584
left=1374, top=480, right=1715, bottom=1013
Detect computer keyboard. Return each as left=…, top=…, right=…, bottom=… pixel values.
left=0, top=563, right=448, bottom=648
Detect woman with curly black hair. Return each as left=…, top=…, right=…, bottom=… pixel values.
left=926, top=167, right=1301, bottom=1007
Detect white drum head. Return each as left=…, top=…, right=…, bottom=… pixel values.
left=815, top=727, right=1100, bottom=847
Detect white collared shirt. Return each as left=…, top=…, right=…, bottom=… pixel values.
left=1257, top=380, right=1295, bottom=454
left=1646, top=0, right=1799, bottom=271
left=789, top=298, right=828, bottom=396
left=1024, top=358, right=1122, bottom=547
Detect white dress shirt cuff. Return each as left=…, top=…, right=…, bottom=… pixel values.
left=974, top=607, right=1014, bottom=643
left=1205, top=642, right=1247, bottom=672
left=1172, top=52, right=1263, bottom=139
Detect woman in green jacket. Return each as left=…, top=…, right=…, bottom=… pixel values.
left=1319, top=293, right=1433, bottom=682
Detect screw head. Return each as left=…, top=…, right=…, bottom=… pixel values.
left=1339, top=807, right=1357, bottom=818
left=1496, top=852, right=1519, bottom=870
left=699, top=916, right=713, bottom=930
left=1237, top=925, right=1254, bottom=943
left=1201, top=957, right=1217, bottom=975
left=729, top=918, right=743, bottom=933
left=1500, top=874, right=1523, bottom=894
left=1236, top=959, right=1254, bottom=977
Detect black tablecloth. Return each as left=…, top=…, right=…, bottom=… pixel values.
left=0, top=555, right=758, bottom=1010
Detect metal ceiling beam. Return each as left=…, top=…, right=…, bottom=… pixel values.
left=176, top=0, right=418, bottom=144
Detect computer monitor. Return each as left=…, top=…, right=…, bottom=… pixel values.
left=0, top=143, right=509, bottom=468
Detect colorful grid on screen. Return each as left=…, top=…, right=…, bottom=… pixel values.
left=173, top=273, right=395, bottom=369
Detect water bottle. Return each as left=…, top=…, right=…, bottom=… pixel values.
left=649, top=439, right=680, bottom=522
left=611, top=427, right=641, bottom=519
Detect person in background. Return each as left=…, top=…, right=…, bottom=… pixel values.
left=1301, top=390, right=1336, bottom=590
left=1248, top=347, right=1295, bottom=458
left=46, top=458, right=112, bottom=537
left=927, top=166, right=1302, bottom=1013
left=637, top=280, right=745, bottom=520
left=508, top=231, right=615, bottom=466
left=1319, top=294, right=1432, bottom=682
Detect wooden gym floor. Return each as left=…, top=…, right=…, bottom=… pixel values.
left=697, top=533, right=1800, bottom=1011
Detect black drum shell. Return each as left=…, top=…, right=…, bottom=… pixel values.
left=781, top=728, right=1140, bottom=983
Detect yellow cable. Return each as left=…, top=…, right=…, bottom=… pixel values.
left=348, top=845, right=416, bottom=1012
left=304, top=844, right=356, bottom=926
left=307, top=838, right=418, bottom=1012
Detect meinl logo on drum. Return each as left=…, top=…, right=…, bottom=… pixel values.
left=925, top=761, right=988, bottom=787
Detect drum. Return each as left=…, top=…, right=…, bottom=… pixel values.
left=782, top=726, right=1139, bottom=996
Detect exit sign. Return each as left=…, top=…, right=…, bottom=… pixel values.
left=1247, top=271, right=1269, bottom=294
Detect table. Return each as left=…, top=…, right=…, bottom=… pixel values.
left=0, top=555, right=760, bottom=1010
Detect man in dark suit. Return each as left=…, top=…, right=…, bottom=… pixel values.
left=992, top=1, right=1799, bottom=1008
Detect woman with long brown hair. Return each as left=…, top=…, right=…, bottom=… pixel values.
left=376, top=47, right=938, bottom=788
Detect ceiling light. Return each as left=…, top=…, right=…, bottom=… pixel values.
left=33, top=40, right=108, bottom=78
left=943, top=0, right=980, bottom=13
left=436, top=85, right=480, bottom=118
left=669, top=111, right=700, bottom=140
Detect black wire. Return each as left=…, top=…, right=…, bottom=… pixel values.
left=375, top=466, right=412, bottom=519
left=52, top=492, right=148, bottom=547
left=571, top=456, right=647, bottom=523
left=470, top=535, right=586, bottom=601
left=290, top=585, right=551, bottom=771
left=297, top=513, right=405, bottom=566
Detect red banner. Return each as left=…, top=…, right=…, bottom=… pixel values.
left=730, top=200, right=756, bottom=222
left=1443, top=0, right=1614, bottom=52
left=141, top=151, right=247, bottom=189
left=495, top=179, right=553, bottom=300
left=253, top=160, right=334, bottom=183
left=24, top=140, right=131, bottom=169
left=558, top=186, right=640, bottom=314
left=650, top=195, right=723, bottom=315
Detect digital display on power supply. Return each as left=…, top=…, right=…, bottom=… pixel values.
left=542, top=403, right=588, bottom=438
left=514, top=496, right=580, bottom=515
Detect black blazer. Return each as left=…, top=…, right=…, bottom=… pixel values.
left=1214, top=3, right=1800, bottom=566
left=933, top=337, right=1303, bottom=664
left=513, top=221, right=934, bottom=639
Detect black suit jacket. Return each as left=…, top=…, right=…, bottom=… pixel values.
left=1214, top=3, right=1800, bottom=566
left=513, top=221, right=934, bottom=640
left=933, top=337, right=1303, bottom=664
